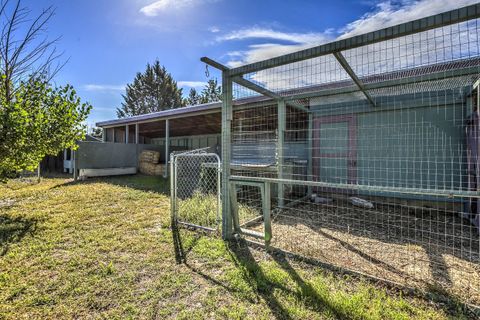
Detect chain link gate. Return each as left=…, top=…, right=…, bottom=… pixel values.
left=171, top=150, right=221, bottom=232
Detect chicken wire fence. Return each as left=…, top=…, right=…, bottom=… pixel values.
left=200, top=5, right=480, bottom=307
left=170, top=150, right=221, bottom=231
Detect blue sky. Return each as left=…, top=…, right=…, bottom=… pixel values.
left=22, top=0, right=477, bottom=126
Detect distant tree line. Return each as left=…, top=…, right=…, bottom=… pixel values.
left=117, top=59, right=221, bottom=118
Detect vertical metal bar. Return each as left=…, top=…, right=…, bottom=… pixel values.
left=165, top=119, right=169, bottom=178
left=135, top=123, right=139, bottom=144
left=125, top=125, right=129, bottom=144
left=263, top=182, right=272, bottom=247
left=277, top=100, right=286, bottom=207
left=307, top=112, right=313, bottom=196
left=170, top=154, right=176, bottom=225
left=216, top=155, right=222, bottom=229
left=221, top=71, right=233, bottom=239
left=229, top=182, right=241, bottom=232
left=173, top=155, right=178, bottom=221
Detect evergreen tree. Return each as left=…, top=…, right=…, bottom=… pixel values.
left=200, top=79, right=222, bottom=104
left=117, top=60, right=185, bottom=118
left=185, top=88, right=202, bottom=106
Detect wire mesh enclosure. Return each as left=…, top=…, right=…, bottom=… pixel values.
left=197, top=4, right=480, bottom=307
left=171, top=150, right=221, bottom=231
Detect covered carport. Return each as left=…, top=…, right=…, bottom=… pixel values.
left=96, top=102, right=222, bottom=176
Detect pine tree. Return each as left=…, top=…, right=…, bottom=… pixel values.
left=185, top=88, right=202, bottom=106
left=117, top=60, right=185, bottom=118
left=200, top=79, right=222, bottom=104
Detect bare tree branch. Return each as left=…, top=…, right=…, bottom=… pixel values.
left=0, top=0, right=63, bottom=103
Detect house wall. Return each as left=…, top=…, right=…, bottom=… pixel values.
left=75, top=141, right=164, bottom=170
left=310, top=88, right=471, bottom=195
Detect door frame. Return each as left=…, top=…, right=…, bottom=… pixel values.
left=313, top=114, right=357, bottom=187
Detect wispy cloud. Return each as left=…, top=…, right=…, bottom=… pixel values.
left=140, top=0, right=219, bottom=16
left=208, top=26, right=220, bottom=33
left=219, top=0, right=478, bottom=67
left=218, top=28, right=332, bottom=67
left=178, top=81, right=207, bottom=88
left=83, top=84, right=125, bottom=92
left=340, top=0, right=477, bottom=38
left=217, top=28, right=330, bottom=44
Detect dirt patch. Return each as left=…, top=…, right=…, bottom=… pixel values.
left=247, top=200, right=480, bottom=306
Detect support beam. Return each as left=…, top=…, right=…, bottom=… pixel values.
left=232, top=76, right=283, bottom=101
left=333, top=51, right=376, bottom=108
left=102, top=128, right=106, bottom=142
left=277, top=100, right=286, bottom=207
left=112, top=128, right=116, bottom=143
left=135, top=123, right=139, bottom=144
left=200, top=57, right=229, bottom=72
left=227, top=4, right=480, bottom=76
left=125, top=125, right=129, bottom=143
left=221, top=72, right=233, bottom=240
left=164, top=119, right=169, bottom=178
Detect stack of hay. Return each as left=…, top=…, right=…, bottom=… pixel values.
left=138, top=150, right=164, bottom=176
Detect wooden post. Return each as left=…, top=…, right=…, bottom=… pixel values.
left=221, top=72, right=233, bottom=240
left=112, top=127, right=116, bottom=143
left=277, top=100, right=285, bottom=207
left=164, top=119, right=169, bottom=178
left=135, top=123, right=139, bottom=144
left=102, top=128, right=106, bottom=142
left=125, top=125, right=129, bottom=144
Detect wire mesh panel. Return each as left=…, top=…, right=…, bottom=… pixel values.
left=172, top=151, right=220, bottom=231
left=220, top=7, right=480, bottom=307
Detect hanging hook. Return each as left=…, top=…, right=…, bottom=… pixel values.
left=205, top=64, right=210, bottom=78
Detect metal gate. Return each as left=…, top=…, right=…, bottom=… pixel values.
left=171, top=150, right=221, bottom=231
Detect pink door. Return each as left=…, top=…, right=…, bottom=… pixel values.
left=313, top=115, right=357, bottom=188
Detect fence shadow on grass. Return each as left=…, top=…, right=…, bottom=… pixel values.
left=0, top=214, right=37, bottom=256
left=226, top=239, right=351, bottom=320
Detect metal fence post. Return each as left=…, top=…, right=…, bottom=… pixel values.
left=277, top=100, right=286, bottom=207
left=221, top=71, right=233, bottom=239
left=170, top=153, right=175, bottom=225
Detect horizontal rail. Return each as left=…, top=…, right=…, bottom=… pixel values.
left=176, top=221, right=217, bottom=232
left=230, top=175, right=480, bottom=198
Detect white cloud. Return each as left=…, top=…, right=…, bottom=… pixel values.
left=220, top=0, right=478, bottom=68
left=217, top=28, right=330, bottom=44
left=140, top=0, right=218, bottom=16
left=178, top=81, right=207, bottom=88
left=226, top=43, right=319, bottom=68
left=208, top=26, right=220, bottom=33
left=83, top=84, right=125, bottom=92
left=340, top=0, right=478, bottom=38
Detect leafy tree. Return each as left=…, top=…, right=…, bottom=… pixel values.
left=117, top=60, right=185, bottom=118
left=185, top=88, right=202, bottom=106
left=0, top=0, right=91, bottom=180
left=200, top=79, right=221, bottom=104
left=0, top=77, right=91, bottom=179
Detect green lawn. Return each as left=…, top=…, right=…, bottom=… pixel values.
left=0, top=175, right=474, bottom=319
